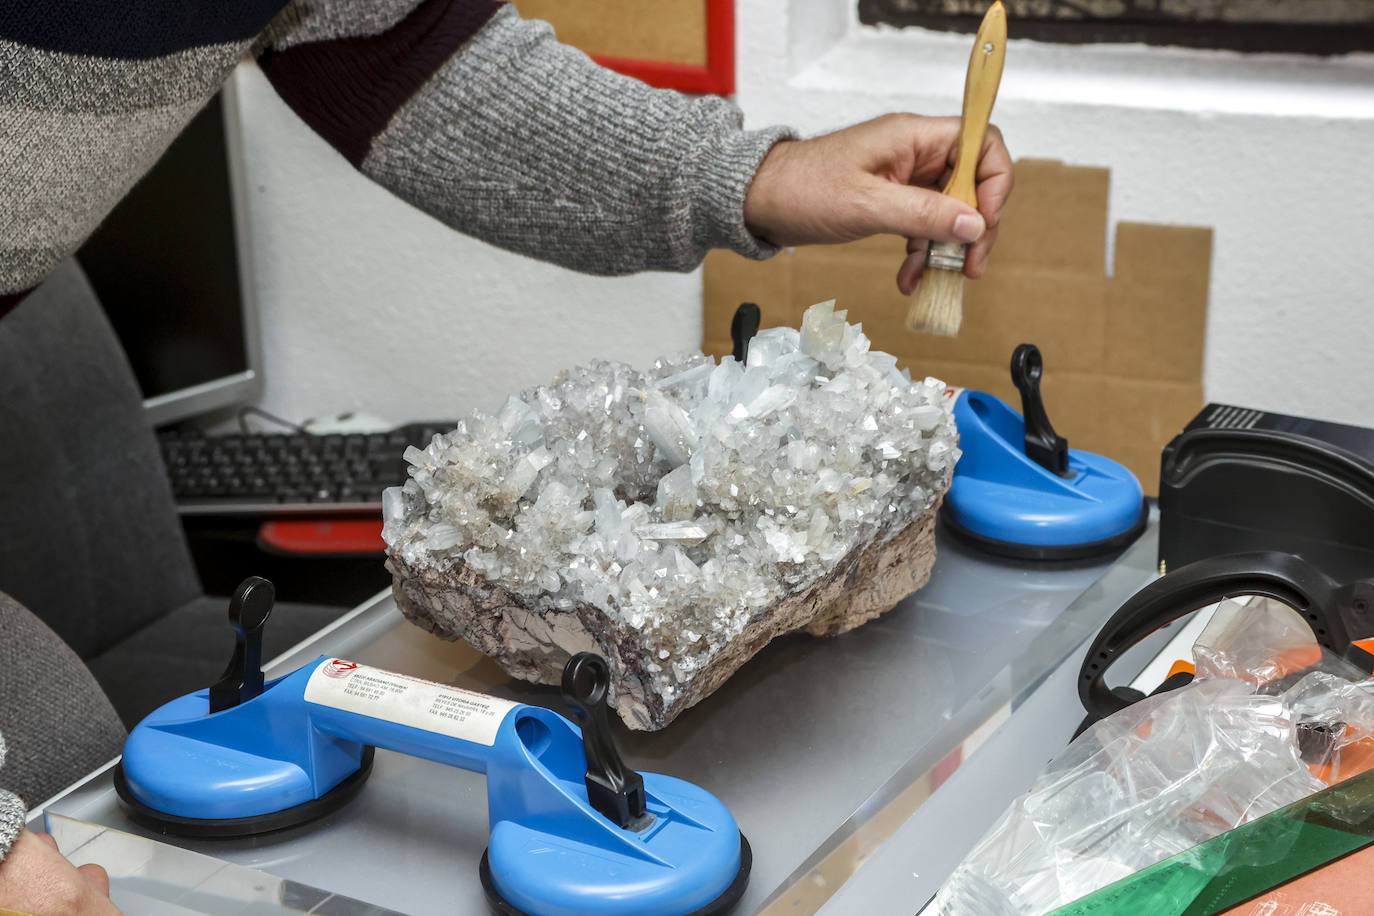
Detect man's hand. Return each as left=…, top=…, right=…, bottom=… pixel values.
left=743, top=113, right=1013, bottom=294
left=0, top=830, right=122, bottom=915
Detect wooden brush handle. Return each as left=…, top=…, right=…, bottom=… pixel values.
left=944, top=1, right=1007, bottom=209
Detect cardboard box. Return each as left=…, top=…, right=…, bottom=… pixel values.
left=703, top=159, right=1212, bottom=495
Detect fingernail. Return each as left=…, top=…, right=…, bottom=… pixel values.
left=953, top=213, right=985, bottom=243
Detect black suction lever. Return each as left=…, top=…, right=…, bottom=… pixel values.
left=209, top=576, right=275, bottom=714
left=731, top=302, right=761, bottom=364
left=561, top=653, right=648, bottom=829
left=1011, top=343, right=1070, bottom=477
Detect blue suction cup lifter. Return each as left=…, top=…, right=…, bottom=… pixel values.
left=116, top=588, right=747, bottom=916
left=944, top=344, right=1147, bottom=560
left=484, top=653, right=748, bottom=916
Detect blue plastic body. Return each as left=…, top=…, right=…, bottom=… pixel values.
left=947, top=390, right=1145, bottom=549
left=120, top=658, right=742, bottom=916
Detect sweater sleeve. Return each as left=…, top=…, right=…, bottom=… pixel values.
left=256, top=1, right=794, bottom=274
left=0, top=734, right=26, bottom=865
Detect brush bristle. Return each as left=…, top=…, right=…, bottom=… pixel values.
left=906, top=267, right=965, bottom=337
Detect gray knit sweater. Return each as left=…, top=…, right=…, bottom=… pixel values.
left=0, top=735, right=23, bottom=864
left=1, top=0, right=791, bottom=316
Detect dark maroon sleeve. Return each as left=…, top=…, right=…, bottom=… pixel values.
left=257, top=0, right=501, bottom=167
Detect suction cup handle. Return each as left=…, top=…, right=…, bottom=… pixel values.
left=209, top=576, right=275, bottom=714
left=1011, top=343, right=1070, bottom=477
left=731, top=302, right=761, bottom=364
left=561, top=653, right=647, bottom=829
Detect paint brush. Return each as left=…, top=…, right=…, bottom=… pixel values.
left=906, top=0, right=1007, bottom=337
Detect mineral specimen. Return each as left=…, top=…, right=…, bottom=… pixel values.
left=384, top=301, right=960, bottom=729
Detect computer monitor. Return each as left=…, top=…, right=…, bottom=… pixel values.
left=78, top=72, right=263, bottom=428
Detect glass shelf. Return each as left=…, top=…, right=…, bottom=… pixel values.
left=40, top=524, right=1158, bottom=914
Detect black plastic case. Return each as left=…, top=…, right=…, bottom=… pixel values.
left=1159, top=404, right=1374, bottom=582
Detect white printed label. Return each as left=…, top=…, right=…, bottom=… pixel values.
left=304, top=659, right=518, bottom=746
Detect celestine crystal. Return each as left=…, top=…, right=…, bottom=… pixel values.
left=383, top=301, right=959, bottom=728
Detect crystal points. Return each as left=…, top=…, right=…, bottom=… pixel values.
left=384, top=301, right=958, bottom=729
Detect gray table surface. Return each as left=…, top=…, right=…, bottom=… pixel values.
left=38, top=523, right=1166, bottom=915
left=822, top=526, right=1170, bottom=916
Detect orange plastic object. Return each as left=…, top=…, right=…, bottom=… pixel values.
left=1310, top=732, right=1374, bottom=785
left=258, top=519, right=385, bottom=556
left=1167, top=659, right=1196, bottom=680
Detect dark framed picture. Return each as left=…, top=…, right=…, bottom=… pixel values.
left=859, top=0, right=1374, bottom=55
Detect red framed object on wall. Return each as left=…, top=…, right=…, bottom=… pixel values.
left=593, top=0, right=736, bottom=95
left=511, top=0, right=736, bottom=96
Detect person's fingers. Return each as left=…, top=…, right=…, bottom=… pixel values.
left=78, top=862, right=112, bottom=897
left=0, top=831, right=124, bottom=915
left=979, top=125, right=1011, bottom=169
left=964, top=223, right=1000, bottom=278
left=972, top=181, right=1016, bottom=233
left=963, top=125, right=1011, bottom=277
left=975, top=126, right=1014, bottom=227
left=862, top=180, right=984, bottom=245
left=932, top=121, right=1012, bottom=226
left=976, top=172, right=1013, bottom=229
left=896, top=247, right=927, bottom=295
left=887, top=115, right=961, bottom=185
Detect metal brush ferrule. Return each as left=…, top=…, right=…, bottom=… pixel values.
left=925, top=241, right=968, bottom=272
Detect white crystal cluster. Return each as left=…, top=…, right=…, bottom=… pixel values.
left=383, top=301, right=959, bottom=702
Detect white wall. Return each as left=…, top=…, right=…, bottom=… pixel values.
left=236, top=5, right=1374, bottom=428
left=233, top=63, right=703, bottom=426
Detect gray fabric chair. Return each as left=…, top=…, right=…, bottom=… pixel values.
left=0, top=260, right=345, bottom=729
left=0, top=592, right=126, bottom=806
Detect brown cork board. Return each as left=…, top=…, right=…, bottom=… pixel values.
left=508, top=0, right=709, bottom=66
left=703, top=159, right=1213, bottom=496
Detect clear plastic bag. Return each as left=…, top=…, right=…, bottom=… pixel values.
left=933, top=596, right=1374, bottom=916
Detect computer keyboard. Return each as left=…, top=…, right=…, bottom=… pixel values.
left=159, top=421, right=455, bottom=515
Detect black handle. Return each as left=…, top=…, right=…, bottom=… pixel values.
left=561, top=653, right=647, bottom=829
left=1010, top=344, right=1070, bottom=477
left=209, top=576, right=275, bottom=714
left=1078, top=552, right=1338, bottom=721
left=731, top=302, right=761, bottom=364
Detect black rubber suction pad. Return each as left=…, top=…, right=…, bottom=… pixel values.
left=112, top=747, right=375, bottom=839
left=941, top=499, right=1150, bottom=562
left=479, top=832, right=753, bottom=916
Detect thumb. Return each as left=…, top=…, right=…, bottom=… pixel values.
left=78, top=862, right=112, bottom=897
left=863, top=181, right=985, bottom=244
